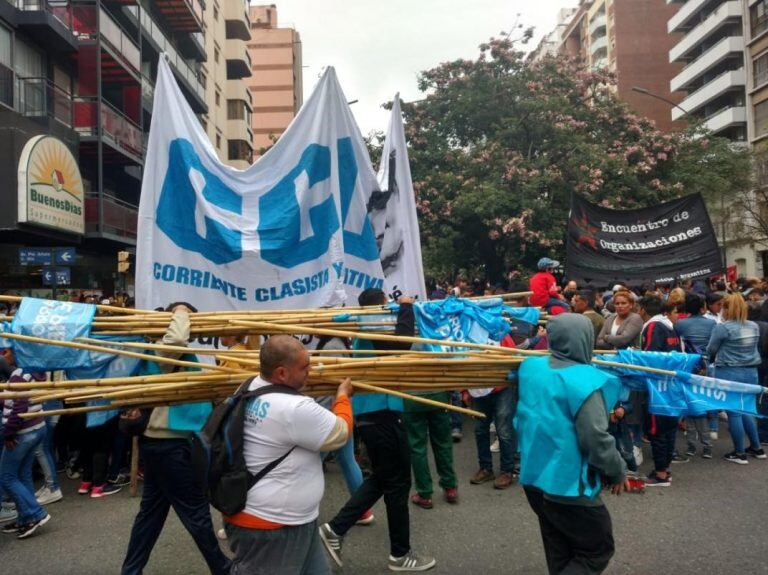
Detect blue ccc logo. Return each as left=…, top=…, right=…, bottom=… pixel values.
left=157, top=138, right=379, bottom=268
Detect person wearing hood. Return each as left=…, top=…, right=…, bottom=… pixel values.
left=0, top=348, right=51, bottom=539
left=515, top=314, right=628, bottom=575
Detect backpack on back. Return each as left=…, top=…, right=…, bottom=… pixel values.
left=192, top=378, right=300, bottom=516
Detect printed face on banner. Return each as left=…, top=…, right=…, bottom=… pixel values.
left=137, top=61, right=384, bottom=312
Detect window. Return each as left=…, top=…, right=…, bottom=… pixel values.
left=216, top=133, right=221, bottom=149
left=214, top=46, right=220, bottom=64
left=752, top=0, right=768, bottom=38
left=756, top=53, right=768, bottom=89
left=199, top=71, right=207, bottom=89
left=755, top=100, right=768, bottom=138
left=0, top=25, right=11, bottom=107
left=213, top=4, right=219, bottom=21
left=215, top=90, right=220, bottom=106
left=199, top=114, right=208, bottom=132
left=228, top=139, right=251, bottom=162
left=227, top=100, right=250, bottom=123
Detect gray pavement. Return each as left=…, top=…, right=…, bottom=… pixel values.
left=2, top=425, right=768, bottom=574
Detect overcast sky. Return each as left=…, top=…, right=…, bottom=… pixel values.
left=266, top=0, right=577, bottom=136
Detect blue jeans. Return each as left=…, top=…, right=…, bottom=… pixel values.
left=473, top=386, right=517, bottom=474
left=35, top=415, right=60, bottom=491
left=0, top=427, right=47, bottom=524
left=714, top=366, right=761, bottom=453
left=326, top=433, right=363, bottom=495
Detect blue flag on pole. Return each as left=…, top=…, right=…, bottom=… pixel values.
left=8, top=298, right=96, bottom=371
left=413, top=297, right=511, bottom=351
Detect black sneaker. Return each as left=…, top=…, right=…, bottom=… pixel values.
left=671, top=453, right=690, bottom=464
left=746, top=447, right=767, bottom=460
left=2, top=522, right=22, bottom=534
left=644, top=472, right=671, bottom=487
left=724, top=451, right=748, bottom=465
left=319, top=523, right=343, bottom=567
left=16, top=514, right=50, bottom=539
left=702, top=446, right=713, bottom=459
left=108, top=473, right=130, bottom=487
left=685, top=444, right=696, bottom=457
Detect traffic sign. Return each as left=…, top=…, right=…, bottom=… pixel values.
left=54, top=248, right=76, bottom=265
left=42, top=266, right=71, bottom=286
left=19, top=248, right=52, bottom=265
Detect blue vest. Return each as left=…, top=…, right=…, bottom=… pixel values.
left=138, top=353, right=213, bottom=432
left=515, top=357, right=622, bottom=499
left=350, top=339, right=404, bottom=415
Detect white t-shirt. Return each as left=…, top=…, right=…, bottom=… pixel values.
left=242, top=377, right=337, bottom=525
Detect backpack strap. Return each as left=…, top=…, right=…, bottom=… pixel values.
left=236, top=382, right=302, bottom=490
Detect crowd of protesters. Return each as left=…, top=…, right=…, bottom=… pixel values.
left=1, top=266, right=767, bottom=575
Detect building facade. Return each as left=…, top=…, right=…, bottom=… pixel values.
left=558, top=0, right=685, bottom=132
left=0, top=0, right=247, bottom=298
left=247, top=4, right=302, bottom=155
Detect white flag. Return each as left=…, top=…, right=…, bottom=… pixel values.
left=136, top=58, right=384, bottom=311
left=375, top=94, right=427, bottom=301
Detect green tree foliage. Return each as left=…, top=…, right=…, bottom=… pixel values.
left=394, top=37, right=751, bottom=281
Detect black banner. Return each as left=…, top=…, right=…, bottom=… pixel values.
left=566, top=193, right=723, bottom=286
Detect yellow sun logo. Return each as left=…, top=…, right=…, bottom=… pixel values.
left=28, top=138, right=83, bottom=201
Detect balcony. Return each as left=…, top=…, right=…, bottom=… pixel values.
left=226, top=79, right=252, bottom=108
left=590, top=35, right=608, bottom=56
left=16, top=76, right=73, bottom=127
left=672, top=68, right=746, bottom=119
left=10, top=0, right=78, bottom=52
left=85, top=192, right=137, bottom=243
left=154, top=0, right=203, bottom=33
left=141, top=75, right=153, bottom=111
left=224, top=0, right=250, bottom=41
left=589, top=13, right=606, bottom=37
left=135, top=7, right=206, bottom=112
left=178, top=31, right=206, bottom=61
left=670, top=36, right=744, bottom=92
left=225, top=38, right=252, bottom=79
left=73, top=4, right=140, bottom=76
left=669, top=1, right=742, bottom=63
left=74, top=97, right=143, bottom=163
left=668, top=0, right=709, bottom=34
left=0, top=63, right=13, bottom=109
left=704, top=105, right=746, bottom=136
left=228, top=139, right=252, bottom=170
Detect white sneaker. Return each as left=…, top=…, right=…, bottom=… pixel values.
left=633, top=445, right=643, bottom=467
left=0, top=505, right=17, bottom=524
left=216, top=528, right=227, bottom=540
left=490, top=439, right=500, bottom=453
left=710, top=431, right=718, bottom=441
left=36, top=487, right=64, bottom=506
left=489, top=422, right=496, bottom=434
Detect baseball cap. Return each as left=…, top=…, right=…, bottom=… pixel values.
left=612, top=284, right=624, bottom=293
left=537, top=257, right=560, bottom=270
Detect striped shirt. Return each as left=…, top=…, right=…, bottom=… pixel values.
left=2, top=368, right=45, bottom=438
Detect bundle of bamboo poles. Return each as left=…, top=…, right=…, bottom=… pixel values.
left=0, top=293, right=545, bottom=339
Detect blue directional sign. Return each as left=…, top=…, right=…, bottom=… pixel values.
left=54, top=248, right=76, bottom=265
left=42, top=267, right=71, bottom=286
left=19, top=248, right=52, bottom=265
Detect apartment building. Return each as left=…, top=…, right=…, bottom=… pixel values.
left=247, top=4, right=302, bottom=155
left=529, top=8, right=578, bottom=63
left=199, top=0, right=253, bottom=169
left=667, top=0, right=747, bottom=140
left=0, top=0, right=245, bottom=296
left=559, top=0, right=684, bottom=132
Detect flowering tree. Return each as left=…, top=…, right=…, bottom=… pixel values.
left=396, top=38, right=751, bottom=280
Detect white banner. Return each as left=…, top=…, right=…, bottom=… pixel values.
left=137, top=58, right=384, bottom=311
left=375, top=94, right=427, bottom=301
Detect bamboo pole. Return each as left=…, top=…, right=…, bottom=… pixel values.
left=350, top=381, right=485, bottom=418
left=0, top=331, right=240, bottom=373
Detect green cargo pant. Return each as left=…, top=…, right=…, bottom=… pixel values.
left=403, top=409, right=457, bottom=498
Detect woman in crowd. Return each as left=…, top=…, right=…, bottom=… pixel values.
left=595, top=290, right=643, bottom=350
left=707, top=293, right=767, bottom=464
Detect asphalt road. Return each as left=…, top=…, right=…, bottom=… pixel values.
left=2, top=423, right=768, bottom=574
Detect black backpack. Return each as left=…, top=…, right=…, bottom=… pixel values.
left=192, top=379, right=300, bottom=516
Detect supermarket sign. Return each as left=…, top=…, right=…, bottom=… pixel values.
left=18, top=135, right=84, bottom=235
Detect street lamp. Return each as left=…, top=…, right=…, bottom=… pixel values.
left=631, top=86, right=690, bottom=117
